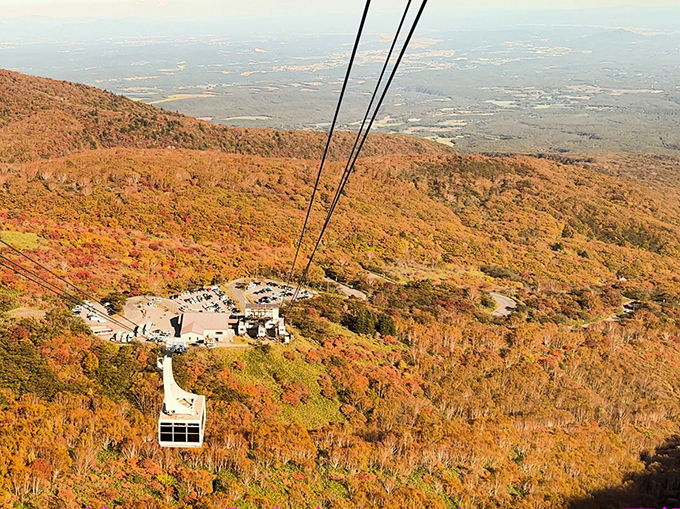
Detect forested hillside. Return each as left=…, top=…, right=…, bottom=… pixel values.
left=0, top=70, right=445, bottom=163
left=1, top=70, right=680, bottom=508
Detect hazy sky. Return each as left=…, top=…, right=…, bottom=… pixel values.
left=1, top=0, right=680, bottom=19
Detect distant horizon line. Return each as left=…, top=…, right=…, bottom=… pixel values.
left=2, top=4, right=680, bottom=22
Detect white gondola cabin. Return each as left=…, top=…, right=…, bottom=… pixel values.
left=158, top=351, right=206, bottom=448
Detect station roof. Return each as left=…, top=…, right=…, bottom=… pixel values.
left=180, top=312, right=232, bottom=336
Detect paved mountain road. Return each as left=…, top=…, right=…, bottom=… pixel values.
left=490, top=292, right=517, bottom=317
left=325, top=278, right=367, bottom=300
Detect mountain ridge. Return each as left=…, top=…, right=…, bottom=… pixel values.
left=0, top=69, right=449, bottom=163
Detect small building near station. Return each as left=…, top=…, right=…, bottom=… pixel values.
left=244, top=303, right=280, bottom=321
left=243, top=303, right=289, bottom=342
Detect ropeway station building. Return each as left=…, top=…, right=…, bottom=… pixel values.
left=178, top=313, right=236, bottom=343
left=177, top=304, right=290, bottom=344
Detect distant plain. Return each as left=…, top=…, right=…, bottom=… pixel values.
left=2, top=6, right=680, bottom=154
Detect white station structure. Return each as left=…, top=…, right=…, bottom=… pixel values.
left=157, top=346, right=206, bottom=448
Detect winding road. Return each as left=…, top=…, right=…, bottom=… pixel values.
left=325, top=277, right=367, bottom=300
left=490, top=292, right=517, bottom=317
left=226, top=279, right=249, bottom=312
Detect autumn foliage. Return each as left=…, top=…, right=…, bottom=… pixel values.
left=1, top=69, right=680, bottom=508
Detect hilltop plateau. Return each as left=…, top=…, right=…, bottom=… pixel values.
left=1, top=70, right=680, bottom=509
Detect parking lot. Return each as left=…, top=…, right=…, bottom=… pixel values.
left=72, top=300, right=130, bottom=340
left=230, top=279, right=314, bottom=306
left=169, top=286, right=238, bottom=314
left=78, top=280, right=314, bottom=346
left=83, top=286, right=239, bottom=344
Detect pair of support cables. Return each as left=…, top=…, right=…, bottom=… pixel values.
left=289, top=0, right=429, bottom=300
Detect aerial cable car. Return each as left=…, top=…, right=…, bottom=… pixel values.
left=157, top=343, right=206, bottom=448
